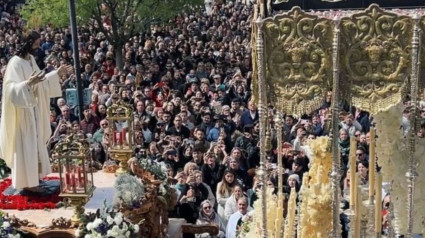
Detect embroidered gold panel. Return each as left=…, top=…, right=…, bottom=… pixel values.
left=262, top=7, right=333, bottom=116
left=340, top=4, right=413, bottom=114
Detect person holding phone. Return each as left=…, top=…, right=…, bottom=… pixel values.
left=0, top=30, right=73, bottom=191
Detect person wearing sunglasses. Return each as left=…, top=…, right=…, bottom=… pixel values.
left=195, top=200, right=225, bottom=238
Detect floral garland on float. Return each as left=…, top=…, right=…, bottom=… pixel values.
left=374, top=103, right=425, bottom=235
left=297, top=136, right=335, bottom=238
left=77, top=157, right=177, bottom=238
left=237, top=136, right=335, bottom=237
left=124, top=157, right=177, bottom=236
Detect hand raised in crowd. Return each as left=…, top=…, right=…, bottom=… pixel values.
left=27, top=70, right=45, bottom=87
left=57, top=65, right=74, bottom=78
left=186, top=173, right=195, bottom=184
left=222, top=155, right=230, bottom=165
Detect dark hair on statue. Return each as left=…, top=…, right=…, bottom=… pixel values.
left=16, top=30, right=40, bottom=58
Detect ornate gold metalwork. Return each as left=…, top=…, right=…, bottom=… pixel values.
left=420, top=16, right=425, bottom=102
left=107, top=100, right=134, bottom=175
left=53, top=135, right=90, bottom=157
left=255, top=15, right=269, bottom=238
left=405, top=14, right=421, bottom=238
left=340, top=4, right=413, bottom=114
left=65, top=196, right=89, bottom=226
left=330, top=16, right=342, bottom=238
left=106, top=101, right=133, bottom=120
left=262, top=7, right=333, bottom=116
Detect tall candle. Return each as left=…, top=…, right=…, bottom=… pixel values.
left=116, top=132, right=121, bottom=146
left=284, top=188, right=296, bottom=238
left=65, top=173, right=71, bottom=186
left=121, top=128, right=126, bottom=146
left=354, top=185, right=362, bottom=238
left=274, top=219, right=279, bottom=238
left=349, top=136, right=357, bottom=209
left=375, top=172, right=382, bottom=234
left=113, top=130, right=117, bottom=145
left=369, top=128, right=376, bottom=199
left=77, top=166, right=82, bottom=187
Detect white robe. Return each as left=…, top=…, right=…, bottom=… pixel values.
left=0, top=55, right=61, bottom=189
left=225, top=211, right=243, bottom=238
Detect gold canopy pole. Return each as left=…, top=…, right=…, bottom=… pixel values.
left=406, top=14, right=421, bottom=238
left=255, top=13, right=268, bottom=238
left=274, top=110, right=284, bottom=238
left=330, top=16, right=342, bottom=238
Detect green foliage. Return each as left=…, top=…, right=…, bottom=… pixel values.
left=20, top=0, right=203, bottom=34
left=20, top=0, right=203, bottom=68
left=0, top=158, right=10, bottom=179
left=20, top=0, right=69, bottom=28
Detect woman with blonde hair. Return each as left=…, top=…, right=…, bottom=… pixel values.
left=184, top=162, right=199, bottom=184
left=216, top=168, right=236, bottom=226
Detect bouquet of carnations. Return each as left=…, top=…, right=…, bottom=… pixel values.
left=75, top=203, right=140, bottom=238
left=0, top=212, right=21, bottom=238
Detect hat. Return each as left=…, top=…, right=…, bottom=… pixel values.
left=287, top=174, right=300, bottom=184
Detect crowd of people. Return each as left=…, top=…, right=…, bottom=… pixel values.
left=0, top=0, right=425, bottom=237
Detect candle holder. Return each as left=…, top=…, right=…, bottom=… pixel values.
left=53, top=134, right=95, bottom=226
left=106, top=101, right=134, bottom=176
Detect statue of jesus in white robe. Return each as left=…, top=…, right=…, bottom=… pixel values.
left=1, top=30, right=72, bottom=190
left=0, top=54, right=63, bottom=189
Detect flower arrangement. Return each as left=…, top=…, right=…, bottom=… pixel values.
left=0, top=212, right=21, bottom=238
left=130, top=158, right=176, bottom=208
left=113, top=174, right=145, bottom=209
left=135, top=158, right=167, bottom=181
left=76, top=202, right=140, bottom=238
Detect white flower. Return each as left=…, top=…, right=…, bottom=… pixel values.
left=106, top=215, right=114, bottom=225
left=92, top=218, right=102, bottom=229
left=75, top=229, right=80, bottom=237
left=2, top=221, right=10, bottom=229
left=84, top=234, right=92, bottom=238
left=86, top=222, right=94, bottom=231
left=8, top=234, right=21, bottom=238
left=125, top=231, right=130, bottom=237
left=121, top=222, right=128, bottom=232
left=106, top=228, right=119, bottom=237
left=133, top=224, right=139, bottom=233
left=111, top=225, right=124, bottom=236
left=114, top=213, right=123, bottom=225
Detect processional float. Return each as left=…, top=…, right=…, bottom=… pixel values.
left=249, top=2, right=425, bottom=238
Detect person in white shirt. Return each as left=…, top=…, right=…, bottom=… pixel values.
left=226, top=197, right=249, bottom=238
